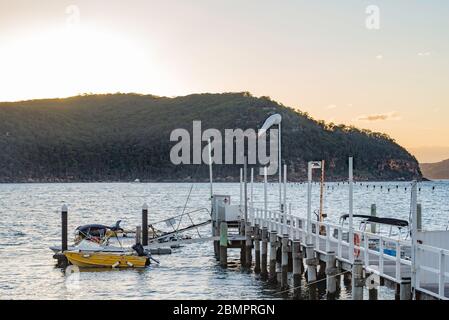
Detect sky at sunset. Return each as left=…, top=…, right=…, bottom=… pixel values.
left=0, top=0, right=448, bottom=162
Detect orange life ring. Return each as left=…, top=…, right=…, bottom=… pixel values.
left=354, top=233, right=361, bottom=258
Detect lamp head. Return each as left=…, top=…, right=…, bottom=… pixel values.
left=258, top=113, right=282, bottom=137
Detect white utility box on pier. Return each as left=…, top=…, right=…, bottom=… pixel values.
left=212, top=195, right=242, bottom=223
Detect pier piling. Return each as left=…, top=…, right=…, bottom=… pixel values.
left=135, top=226, right=141, bottom=244
left=61, top=204, right=68, bottom=252
left=318, top=260, right=326, bottom=279
left=369, top=286, right=378, bottom=300
left=287, top=245, right=293, bottom=273
left=269, top=231, right=278, bottom=283
left=281, top=235, right=289, bottom=290
left=305, top=244, right=317, bottom=283
left=142, top=203, right=148, bottom=246
left=326, top=252, right=338, bottom=299
left=53, top=204, right=70, bottom=267
left=400, top=277, right=412, bottom=300
left=352, top=259, right=364, bottom=300
left=245, top=222, right=252, bottom=269
left=292, top=241, right=302, bottom=288
left=254, top=225, right=261, bottom=274
left=240, top=220, right=246, bottom=267
left=261, top=227, right=268, bottom=279
left=219, top=222, right=228, bottom=268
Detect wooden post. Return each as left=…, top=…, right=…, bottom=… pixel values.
left=135, top=226, right=142, bottom=244
left=371, top=204, right=377, bottom=234
left=305, top=244, right=317, bottom=282
left=220, top=222, right=228, bottom=268
left=261, top=227, right=268, bottom=279
left=245, top=222, right=252, bottom=269
left=352, top=259, right=364, bottom=300
left=142, top=203, right=148, bottom=246
left=400, top=277, right=412, bottom=300
left=326, top=252, right=338, bottom=299
left=254, top=225, right=261, bottom=274
left=61, top=204, right=68, bottom=252
left=292, top=241, right=302, bottom=288
left=269, top=231, right=278, bottom=283
left=281, top=235, right=289, bottom=290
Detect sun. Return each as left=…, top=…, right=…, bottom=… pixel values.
left=0, top=25, right=163, bottom=102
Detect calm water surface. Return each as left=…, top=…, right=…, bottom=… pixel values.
left=0, top=181, right=448, bottom=300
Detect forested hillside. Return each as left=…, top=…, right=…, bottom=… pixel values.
left=0, top=93, right=422, bottom=182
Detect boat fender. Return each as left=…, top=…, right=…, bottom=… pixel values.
left=126, top=261, right=134, bottom=267
left=112, top=261, right=120, bottom=268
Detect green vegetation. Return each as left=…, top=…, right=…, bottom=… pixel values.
left=0, top=93, right=422, bottom=182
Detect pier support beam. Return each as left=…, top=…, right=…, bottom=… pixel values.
left=400, top=277, right=412, bottom=300
left=261, top=227, right=268, bottom=279
left=305, top=244, right=317, bottom=283
left=245, top=222, right=252, bottom=269
left=281, top=235, right=289, bottom=290
left=254, top=225, right=261, bottom=274
left=352, top=260, right=364, bottom=300
left=219, top=222, right=228, bottom=268
left=142, top=203, right=148, bottom=246
left=269, top=231, right=278, bottom=283
left=292, top=241, right=302, bottom=289
left=326, top=252, right=338, bottom=300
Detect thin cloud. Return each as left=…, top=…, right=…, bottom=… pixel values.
left=326, top=104, right=337, bottom=110
left=357, top=111, right=401, bottom=122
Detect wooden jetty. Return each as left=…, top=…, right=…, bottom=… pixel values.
left=211, top=159, right=449, bottom=301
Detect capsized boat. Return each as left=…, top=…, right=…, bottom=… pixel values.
left=64, top=244, right=150, bottom=268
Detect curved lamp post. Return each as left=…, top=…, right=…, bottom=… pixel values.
left=258, top=114, right=283, bottom=212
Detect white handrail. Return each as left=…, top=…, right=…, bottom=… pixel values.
left=248, top=205, right=448, bottom=300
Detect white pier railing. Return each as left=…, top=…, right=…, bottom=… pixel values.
left=248, top=207, right=448, bottom=300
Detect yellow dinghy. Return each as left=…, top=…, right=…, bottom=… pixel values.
left=64, top=251, right=149, bottom=268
